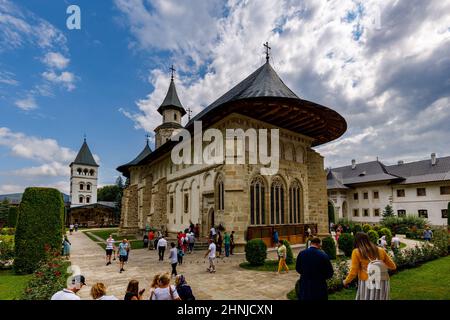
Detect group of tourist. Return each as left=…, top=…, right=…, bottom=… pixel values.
left=104, top=235, right=132, bottom=273
left=209, top=226, right=235, bottom=257
left=51, top=273, right=195, bottom=301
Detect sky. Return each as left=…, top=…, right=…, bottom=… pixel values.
left=0, top=0, right=449, bottom=195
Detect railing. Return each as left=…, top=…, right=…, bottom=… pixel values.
left=246, top=223, right=317, bottom=247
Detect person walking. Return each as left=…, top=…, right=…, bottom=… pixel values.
left=157, top=236, right=168, bottom=261
left=169, top=242, right=178, bottom=277
left=152, top=273, right=181, bottom=300
left=148, top=230, right=155, bottom=250
left=118, top=239, right=129, bottom=273
left=343, top=232, right=397, bottom=300
left=69, top=223, right=74, bottom=235
left=105, top=234, right=115, bottom=266
left=74, top=223, right=79, bottom=232
left=210, top=225, right=217, bottom=241
left=391, top=234, right=401, bottom=252
left=230, top=231, right=235, bottom=255
left=51, top=275, right=86, bottom=300
left=90, top=282, right=118, bottom=300
left=63, top=235, right=71, bottom=259
left=124, top=280, right=145, bottom=300
left=277, top=240, right=289, bottom=274
left=175, top=275, right=195, bottom=301
left=125, top=239, right=131, bottom=263
left=296, top=237, right=334, bottom=300
left=423, top=228, right=433, bottom=241
left=188, top=232, right=195, bottom=253
left=177, top=244, right=184, bottom=265
left=377, top=235, right=387, bottom=249
left=273, top=230, right=279, bottom=247
left=143, top=234, right=149, bottom=249
left=224, top=231, right=231, bottom=257
left=194, top=223, right=200, bottom=238
left=216, top=231, right=223, bottom=257
left=205, top=238, right=217, bottom=273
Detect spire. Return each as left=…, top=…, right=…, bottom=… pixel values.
left=157, top=65, right=186, bottom=116
left=264, top=41, right=271, bottom=63
left=71, top=139, right=98, bottom=167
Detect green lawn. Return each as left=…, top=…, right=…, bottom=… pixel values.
left=0, top=270, right=32, bottom=300
left=328, top=256, right=450, bottom=300
left=82, top=228, right=145, bottom=250
left=240, top=259, right=297, bottom=272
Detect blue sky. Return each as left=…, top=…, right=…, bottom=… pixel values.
left=1, top=0, right=449, bottom=194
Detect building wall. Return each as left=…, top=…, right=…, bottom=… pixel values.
left=70, top=164, right=98, bottom=207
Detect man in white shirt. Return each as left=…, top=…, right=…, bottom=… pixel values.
left=51, top=275, right=86, bottom=300
left=204, top=239, right=217, bottom=273
left=105, top=235, right=115, bottom=266
left=210, top=226, right=217, bottom=242
left=157, top=236, right=168, bottom=261
left=391, top=235, right=401, bottom=250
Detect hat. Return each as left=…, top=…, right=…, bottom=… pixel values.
left=71, top=275, right=86, bottom=286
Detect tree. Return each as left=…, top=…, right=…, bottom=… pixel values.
left=447, top=202, right=450, bottom=229
left=7, top=207, right=18, bottom=228
left=97, top=185, right=121, bottom=202
left=14, top=188, right=64, bottom=274
left=382, top=205, right=394, bottom=218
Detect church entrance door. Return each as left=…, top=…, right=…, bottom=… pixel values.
left=208, top=208, right=215, bottom=229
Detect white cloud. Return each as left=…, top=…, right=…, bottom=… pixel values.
left=0, top=70, right=18, bottom=85
left=116, top=0, right=450, bottom=167
left=0, top=184, right=24, bottom=194
left=42, top=52, right=70, bottom=69
left=14, top=96, right=37, bottom=110
left=42, top=70, right=76, bottom=91
left=12, top=161, right=70, bottom=177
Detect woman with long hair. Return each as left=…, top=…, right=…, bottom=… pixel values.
left=343, top=232, right=396, bottom=300
left=124, top=280, right=145, bottom=300
left=152, top=273, right=181, bottom=300
left=148, top=273, right=161, bottom=300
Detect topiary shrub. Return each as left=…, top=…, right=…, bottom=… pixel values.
left=282, top=240, right=294, bottom=265
left=352, top=224, right=362, bottom=234
left=7, top=207, right=18, bottom=228
left=362, top=224, right=372, bottom=233
left=321, top=236, right=336, bottom=260
left=338, top=233, right=355, bottom=257
left=14, top=188, right=64, bottom=274
left=245, top=239, right=267, bottom=266
left=367, top=230, right=379, bottom=244
left=379, top=227, right=392, bottom=245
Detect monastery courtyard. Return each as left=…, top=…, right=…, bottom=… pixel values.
left=69, top=231, right=302, bottom=300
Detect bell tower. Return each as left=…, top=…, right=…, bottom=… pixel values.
left=154, top=65, right=186, bottom=149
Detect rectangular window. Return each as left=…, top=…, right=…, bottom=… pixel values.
left=353, top=209, right=359, bottom=217
left=363, top=192, right=368, bottom=200
left=417, top=188, right=426, bottom=196
left=373, top=191, right=379, bottom=199
left=363, top=209, right=369, bottom=217
left=397, top=210, right=406, bottom=217
left=354, top=193, right=359, bottom=200
left=442, top=209, right=448, bottom=218
left=397, top=189, right=405, bottom=197
left=418, top=209, right=428, bottom=218
left=440, top=186, right=450, bottom=195
left=184, top=194, right=189, bottom=213
left=374, top=209, right=380, bottom=217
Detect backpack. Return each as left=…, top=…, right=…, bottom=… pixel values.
left=367, top=259, right=389, bottom=290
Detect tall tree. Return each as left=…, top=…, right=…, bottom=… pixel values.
left=382, top=204, right=394, bottom=218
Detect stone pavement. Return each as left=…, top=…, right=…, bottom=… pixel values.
left=69, top=231, right=302, bottom=300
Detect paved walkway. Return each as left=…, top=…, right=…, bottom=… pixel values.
left=69, top=231, right=302, bottom=300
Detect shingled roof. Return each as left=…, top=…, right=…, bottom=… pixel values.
left=157, top=79, right=186, bottom=116
left=71, top=140, right=98, bottom=167
left=116, top=142, right=152, bottom=176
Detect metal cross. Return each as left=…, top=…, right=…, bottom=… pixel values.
left=263, top=41, right=271, bottom=62
left=145, top=133, right=150, bottom=145
left=170, top=64, right=176, bottom=80
left=83, top=133, right=87, bottom=142
left=187, top=108, right=192, bottom=121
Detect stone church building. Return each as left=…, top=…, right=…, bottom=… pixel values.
left=117, top=55, right=347, bottom=249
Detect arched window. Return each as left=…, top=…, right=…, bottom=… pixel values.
left=270, top=177, right=285, bottom=224
left=289, top=180, right=302, bottom=224
left=79, top=196, right=84, bottom=203
left=77, top=168, right=82, bottom=175
left=216, top=175, right=224, bottom=211
left=79, top=182, right=84, bottom=191
left=89, top=169, right=95, bottom=176
left=174, top=113, right=177, bottom=121
left=86, top=183, right=91, bottom=191
left=86, top=196, right=90, bottom=204
left=250, top=176, right=266, bottom=225
left=83, top=168, right=88, bottom=176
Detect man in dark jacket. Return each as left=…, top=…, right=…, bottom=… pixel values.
left=296, top=237, right=334, bottom=300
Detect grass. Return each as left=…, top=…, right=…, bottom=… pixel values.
left=82, top=228, right=144, bottom=250
left=0, top=270, right=32, bottom=300
left=288, top=256, right=450, bottom=300
left=240, top=259, right=297, bottom=272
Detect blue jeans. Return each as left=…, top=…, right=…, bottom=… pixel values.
left=225, top=243, right=230, bottom=257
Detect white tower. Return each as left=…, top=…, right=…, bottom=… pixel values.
left=69, top=138, right=99, bottom=207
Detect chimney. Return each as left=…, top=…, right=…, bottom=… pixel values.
left=431, top=153, right=436, bottom=166
left=351, top=159, right=356, bottom=170
left=398, top=160, right=404, bottom=165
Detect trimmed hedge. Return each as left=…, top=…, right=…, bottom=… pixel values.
left=338, top=233, right=354, bottom=257
left=245, top=239, right=267, bottom=266
left=362, top=224, right=372, bottom=233
left=14, top=188, right=64, bottom=274
left=352, top=224, right=362, bottom=234
left=379, top=227, right=392, bottom=244
left=321, top=236, right=336, bottom=260
left=282, top=240, right=294, bottom=265
left=367, top=230, right=379, bottom=244
left=7, top=207, right=18, bottom=228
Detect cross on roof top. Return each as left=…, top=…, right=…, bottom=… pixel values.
left=263, top=41, right=271, bottom=62
left=83, top=133, right=86, bottom=142
left=187, top=107, right=192, bottom=121
left=145, top=133, right=150, bottom=145
left=170, top=64, right=176, bottom=81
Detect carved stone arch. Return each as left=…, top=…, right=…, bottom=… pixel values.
left=289, top=178, right=304, bottom=224
left=203, top=172, right=212, bottom=187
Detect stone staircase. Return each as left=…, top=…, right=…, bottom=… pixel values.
left=165, top=237, right=210, bottom=251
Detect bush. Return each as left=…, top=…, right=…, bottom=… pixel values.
left=14, top=188, right=64, bottom=274
left=379, top=228, right=392, bottom=244
left=21, top=249, right=70, bottom=300
left=282, top=240, right=294, bottom=265
left=338, top=233, right=354, bottom=257
left=7, top=207, right=18, bottom=228
left=381, top=215, right=427, bottom=235
left=321, top=236, right=336, bottom=260
left=392, top=241, right=443, bottom=272
left=245, top=239, right=267, bottom=266
left=0, top=235, right=14, bottom=268
left=327, top=259, right=353, bottom=293
left=432, top=228, right=449, bottom=257
left=367, top=230, right=379, bottom=244
left=362, top=224, right=372, bottom=233
left=352, top=224, right=362, bottom=234
left=372, top=224, right=382, bottom=233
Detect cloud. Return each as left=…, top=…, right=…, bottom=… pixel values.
left=42, top=52, right=70, bottom=70
left=115, top=0, right=450, bottom=167
left=42, top=70, right=76, bottom=91
left=14, top=96, right=37, bottom=111
left=0, top=70, right=18, bottom=85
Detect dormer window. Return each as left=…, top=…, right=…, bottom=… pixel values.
left=358, top=171, right=366, bottom=176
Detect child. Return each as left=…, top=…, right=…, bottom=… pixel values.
left=177, top=244, right=185, bottom=265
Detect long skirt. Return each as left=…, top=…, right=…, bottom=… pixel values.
left=356, top=279, right=390, bottom=300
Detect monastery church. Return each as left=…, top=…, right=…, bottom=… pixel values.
left=117, top=50, right=347, bottom=250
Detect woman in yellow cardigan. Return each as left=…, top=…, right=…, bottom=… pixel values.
left=343, top=232, right=397, bottom=300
